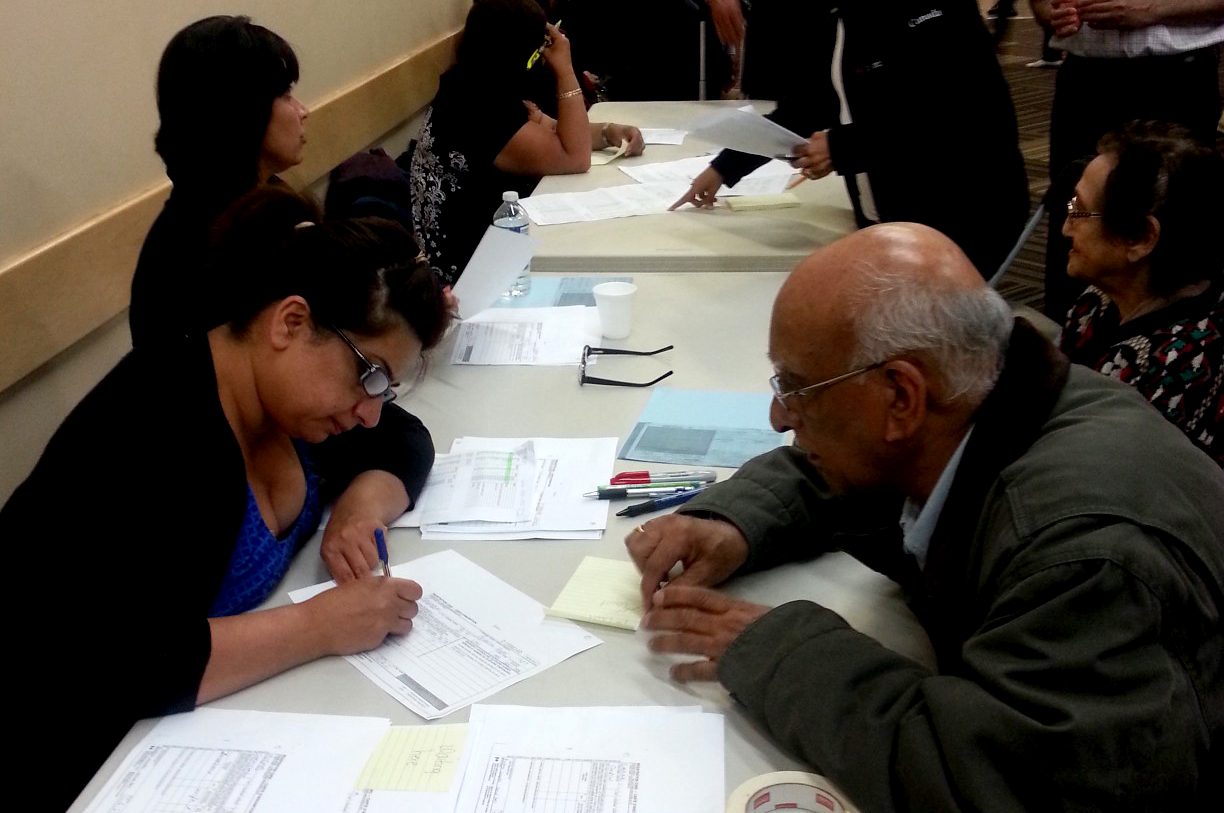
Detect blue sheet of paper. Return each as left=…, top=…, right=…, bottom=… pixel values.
left=618, top=388, right=790, bottom=468
left=492, top=276, right=632, bottom=309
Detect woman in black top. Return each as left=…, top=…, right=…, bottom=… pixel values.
left=409, top=0, right=644, bottom=284
left=129, top=15, right=309, bottom=345
left=5, top=187, right=450, bottom=809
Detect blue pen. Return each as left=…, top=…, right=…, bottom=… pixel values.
left=615, top=486, right=709, bottom=518
left=374, top=528, right=391, bottom=577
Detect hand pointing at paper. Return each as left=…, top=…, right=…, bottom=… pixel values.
left=670, top=166, right=726, bottom=210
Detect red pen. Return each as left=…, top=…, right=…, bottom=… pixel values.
left=610, top=470, right=717, bottom=485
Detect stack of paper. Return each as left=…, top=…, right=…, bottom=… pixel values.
left=393, top=437, right=618, bottom=541
left=289, top=550, right=602, bottom=720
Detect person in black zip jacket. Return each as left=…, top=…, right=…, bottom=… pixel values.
left=672, top=1, right=1030, bottom=280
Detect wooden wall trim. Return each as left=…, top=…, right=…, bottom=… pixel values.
left=0, top=29, right=458, bottom=393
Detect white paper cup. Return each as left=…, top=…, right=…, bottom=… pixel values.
left=593, top=281, right=637, bottom=340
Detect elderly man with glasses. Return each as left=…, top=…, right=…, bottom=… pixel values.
left=627, top=223, right=1224, bottom=812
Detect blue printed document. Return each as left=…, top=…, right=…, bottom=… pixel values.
left=618, top=388, right=791, bottom=468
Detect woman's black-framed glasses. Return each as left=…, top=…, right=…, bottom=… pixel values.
left=580, top=345, right=674, bottom=387
left=331, top=326, right=397, bottom=403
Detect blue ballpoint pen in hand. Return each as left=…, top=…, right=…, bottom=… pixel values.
left=616, top=487, right=709, bottom=518
left=374, top=527, right=391, bottom=577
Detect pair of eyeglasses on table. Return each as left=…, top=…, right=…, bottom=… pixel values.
left=579, top=345, right=674, bottom=387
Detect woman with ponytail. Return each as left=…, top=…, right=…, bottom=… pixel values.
left=3, top=187, right=450, bottom=808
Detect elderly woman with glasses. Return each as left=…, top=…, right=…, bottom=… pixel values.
left=1058, top=121, right=1224, bottom=466
left=1, top=187, right=450, bottom=809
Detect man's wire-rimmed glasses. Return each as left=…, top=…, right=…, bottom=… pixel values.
left=769, top=361, right=885, bottom=412
left=331, top=325, right=397, bottom=403
left=1066, top=194, right=1104, bottom=220
left=580, top=345, right=674, bottom=387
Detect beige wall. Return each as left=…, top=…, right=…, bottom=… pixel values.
left=0, top=0, right=469, bottom=503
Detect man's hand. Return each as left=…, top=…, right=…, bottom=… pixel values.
left=1049, top=0, right=1083, bottom=36
left=643, top=585, right=769, bottom=682
left=603, top=123, right=645, bottom=156
left=791, top=132, right=833, bottom=181
left=670, top=166, right=724, bottom=210
left=625, top=514, right=749, bottom=604
left=706, top=0, right=746, bottom=47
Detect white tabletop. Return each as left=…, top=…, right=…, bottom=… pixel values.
left=69, top=272, right=933, bottom=811
left=531, top=102, right=858, bottom=274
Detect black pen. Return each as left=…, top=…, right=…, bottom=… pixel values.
left=584, top=485, right=700, bottom=499
left=616, top=486, right=708, bottom=518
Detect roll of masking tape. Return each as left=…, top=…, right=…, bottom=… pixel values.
left=726, top=771, right=860, bottom=813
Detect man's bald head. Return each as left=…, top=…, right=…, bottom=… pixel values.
left=773, top=223, right=1012, bottom=406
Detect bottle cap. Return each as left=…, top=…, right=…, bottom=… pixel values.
left=502, top=191, right=519, bottom=202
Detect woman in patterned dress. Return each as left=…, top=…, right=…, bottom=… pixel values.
left=408, top=0, right=644, bottom=284
left=1059, top=121, right=1224, bottom=465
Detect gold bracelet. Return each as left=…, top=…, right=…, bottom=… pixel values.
left=557, top=87, right=582, bottom=99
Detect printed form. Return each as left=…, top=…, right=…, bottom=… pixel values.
left=456, top=705, right=724, bottom=813
left=450, top=306, right=600, bottom=365
left=416, top=443, right=537, bottom=526
left=82, top=709, right=388, bottom=813
left=289, top=550, right=601, bottom=720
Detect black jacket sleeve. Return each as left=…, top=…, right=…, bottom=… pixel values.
left=677, top=446, right=901, bottom=577
left=718, top=527, right=1212, bottom=812
left=309, top=403, right=435, bottom=507
left=708, top=99, right=834, bottom=188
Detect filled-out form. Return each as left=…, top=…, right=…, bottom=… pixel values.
left=289, top=550, right=601, bottom=719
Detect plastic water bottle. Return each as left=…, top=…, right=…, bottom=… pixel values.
left=493, top=190, right=531, bottom=296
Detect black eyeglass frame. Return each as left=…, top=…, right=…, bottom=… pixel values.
left=580, top=345, right=674, bottom=388
left=331, top=325, right=397, bottom=403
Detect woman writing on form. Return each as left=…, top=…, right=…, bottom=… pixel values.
left=4, top=188, right=450, bottom=809
left=409, top=0, right=644, bottom=284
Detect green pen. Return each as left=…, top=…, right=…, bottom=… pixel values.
left=527, top=20, right=561, bottom=70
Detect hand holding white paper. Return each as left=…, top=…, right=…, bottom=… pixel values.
left=687, top=108, right=806, bottom=158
